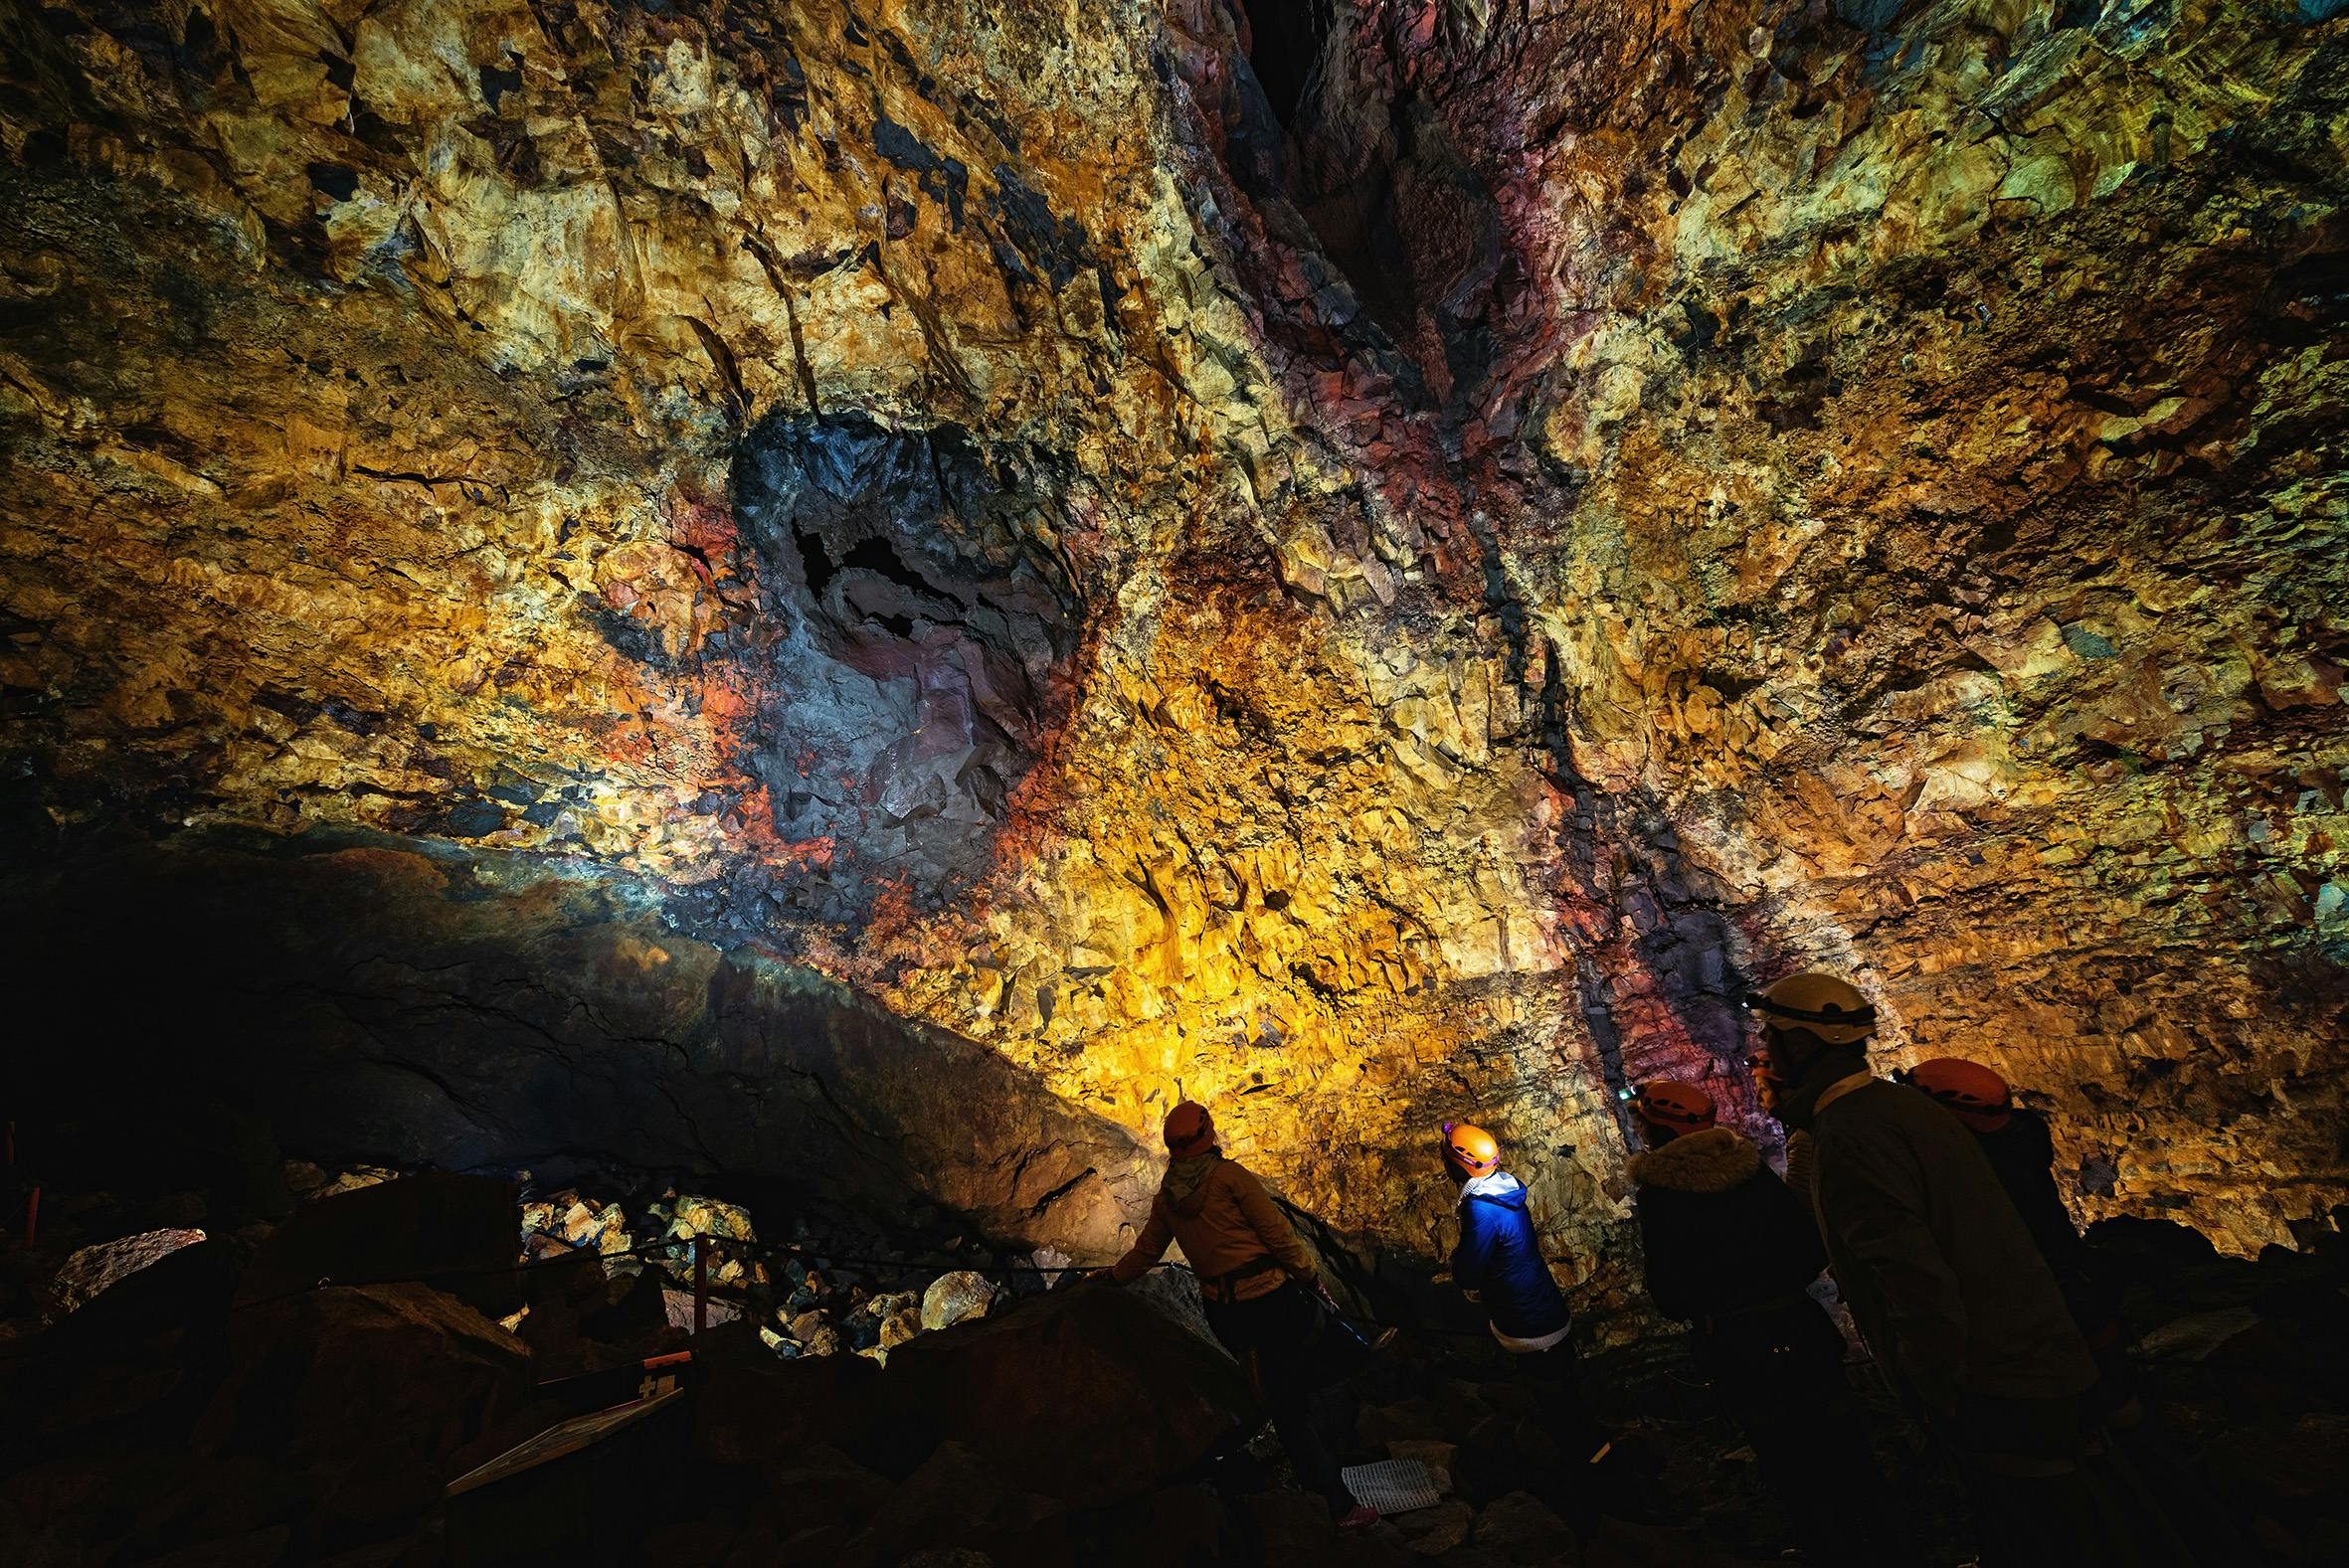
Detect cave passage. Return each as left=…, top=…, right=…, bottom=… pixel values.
left=1242, top=0, right=1335, bottom=126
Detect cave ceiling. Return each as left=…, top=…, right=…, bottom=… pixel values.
left=1, top=0, right=2344, bottom=1276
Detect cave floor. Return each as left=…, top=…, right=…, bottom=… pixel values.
left=5, top=1163, right=2344, bottom=1566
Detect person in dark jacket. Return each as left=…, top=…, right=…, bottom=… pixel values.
left=1902, top=1060, right=2119, bottom=1357
left=1752, top=973, right=2110, bottom=1568
left=1630, top=1081, right=1896, bottom=1566
left=1442, top=1120, right=1612, bottom=1536
left=1903, top=1062, right=2248, bottom=1565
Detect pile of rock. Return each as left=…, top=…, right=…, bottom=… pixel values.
left=757, top=1268, right=1000, bottom=1367
left=519, top=1190, right=633, bottom=1264
left=505, top=1183, right=1015, bottom=1370
left=647, top=1191, right=766, bottom=1288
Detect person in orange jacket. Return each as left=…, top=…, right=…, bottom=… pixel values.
left=1107, top=1101, right=1374, bottom=1529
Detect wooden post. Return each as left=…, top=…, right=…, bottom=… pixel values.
left=692, top=1235, right=708, bottom=1333
left=23, top=1184, right=39, bottom=1250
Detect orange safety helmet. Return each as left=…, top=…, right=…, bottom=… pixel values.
left=1164, top=1100, right=1218, bottom=1157
left=1906, top=1058, right=2012, bottom=1132
left=1441, top=1121, right=1502, bottom=1176
left=1632, top=1082, right=1717, bottom=1135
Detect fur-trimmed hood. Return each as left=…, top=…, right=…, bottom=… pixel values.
left=1628, top=1127, right=1761, bottom=1194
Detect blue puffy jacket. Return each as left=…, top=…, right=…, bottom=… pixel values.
left=1452, top=1172, right=1572, bottom=1343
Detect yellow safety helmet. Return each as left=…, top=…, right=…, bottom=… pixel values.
left=1746, top=972, right=1878, bottom=1045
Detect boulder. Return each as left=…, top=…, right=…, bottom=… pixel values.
left=51, top=1228, right=209, bottom=1316
left=46, top=1236, right=237, bottom=1348
left=1398, top=1498, right=1474, bottom=1554
left=662, top=1289, right=741, bottom=1330
left=199, top=1283, right=531, bottom=1475
left=1245, top=1489, right=1355, bottom=1568
left=237, top=1174, right=521, bottom=1321
left=880, top=1279, right=1248, bottom=1507
left=689, top=1320, right=925, bottom=1477
left=920, top=1271, right=997, bottom=1331
left=867, top=1290, right=921, bottom=1321
left=1086, top=1483, right=1232, bottom=1568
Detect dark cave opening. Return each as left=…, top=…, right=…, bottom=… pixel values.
left=1239, top=0, right=1332, bottom=128
left=790, top=518, right=950, bottom=615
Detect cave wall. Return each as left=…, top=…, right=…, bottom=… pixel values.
left=1, top=0, right=2342, bottom=1284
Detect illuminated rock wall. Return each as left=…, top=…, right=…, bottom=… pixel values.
left=1, top=1, right=2342, bottom=1285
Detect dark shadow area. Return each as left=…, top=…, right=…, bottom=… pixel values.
left=1241, top=0, right=1334, bottom=128
left=0, top=826, right=1150, bottom=1255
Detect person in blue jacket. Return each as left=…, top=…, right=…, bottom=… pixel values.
left=1443, top=1121, right=1613, bottom=1536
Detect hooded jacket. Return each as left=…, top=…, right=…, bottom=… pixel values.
left=1807, top=1077, right=2097, bottom=1416
left=1110, top=1151, right=1316, bottom=1301
left=1451, top=1171, right=1572, bottom=1347
left=1629, top=1127, right=1829, bottom=1324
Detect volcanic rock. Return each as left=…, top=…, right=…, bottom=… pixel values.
left=49, top=1228, right=208, bottom=1317
left=881, top=1280, right=1249, bottom=1507
left=198, top=1283, right=530, bottom=1475
left=879, top=1307, right=924, bottom=1349
left=834, top=1440, right=1070, bottom=1568
left=920, top=1270, right=999, bottom=1331
left=688, top=1319, right=918, bottom=1477
left=661, top=1289, right=741, bottom=1331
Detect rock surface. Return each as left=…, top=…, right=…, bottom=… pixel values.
left=920, top=1269, right=998, bottom=1331
left=198, top=1281, right=531, bottom=1471
left=0, top=0, right=2343, bottom=1288
left=883, top=1279, right=1252, bottom=1506
left=49, top=1228, right=207, bottom=1317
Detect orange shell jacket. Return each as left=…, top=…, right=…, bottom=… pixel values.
left=1110, top=1152, right=1316, bottom=1301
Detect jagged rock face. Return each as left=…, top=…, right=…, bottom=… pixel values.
left=1, top=1, right=2343, bottom=1284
